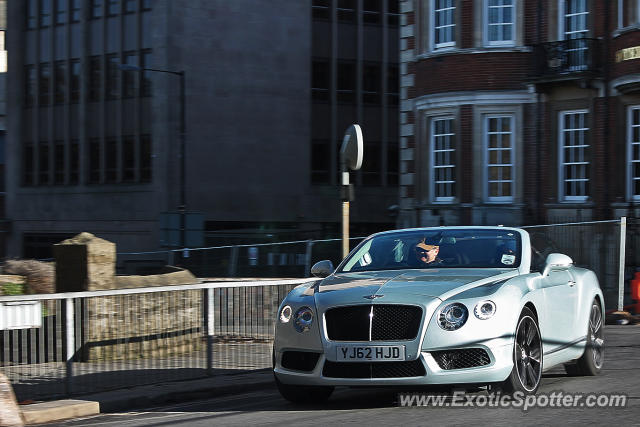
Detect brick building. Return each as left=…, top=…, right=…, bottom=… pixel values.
left=398, top=0, right=640, bottom=227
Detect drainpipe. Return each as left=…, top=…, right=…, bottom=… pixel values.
left=603, top=0, right=611, bottom=220
left=535, top=0, right=543, bottom=224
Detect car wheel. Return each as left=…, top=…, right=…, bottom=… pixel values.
left=500, top=307, right=543, bottom=394
left=564, top=300, right=604, bottom=376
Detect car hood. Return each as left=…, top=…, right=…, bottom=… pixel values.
left=314, top=268, right=516, bottom=308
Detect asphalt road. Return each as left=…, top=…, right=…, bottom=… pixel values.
left=46, top=326, right=639, bottom=426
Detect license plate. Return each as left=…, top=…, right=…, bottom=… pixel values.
left=336, top=345, right=405, bottom=361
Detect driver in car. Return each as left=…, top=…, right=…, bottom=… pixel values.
left=413, top=238, right=443, bottom=267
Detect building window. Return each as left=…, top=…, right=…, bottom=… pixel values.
left=106, top=54, right=119, bottom=99
left=628, top=106, right=640, bottom=200
left=338, top=0, right=356, bottom=22
left=561, top=0, right=588, bottom=39
left=54, top=60, right=66, bottom=104
left=107, top=0, right=120, bottom=16
left=70, top=0, right=81, bottom=22
left=89, top=55, right=101, bottom=102
left=362, top=141, right=381, bottom=186
left=363, top=63, right=381, bottom=104
left=386, top=64, right=399, bottom=105
left=431, top=117, right=456, bottom=202
left=70, top=59, right=80, bottom=103
left=363, top=0, right=381, bottom=24
left=559, top=110, right=589, bottom=201
left=70, top=140, right=79, bottom=184
left=311, top=59, right=330, bottom=102
left=123, top=136, right=135, bottom=182
left=55, top=0, right=67, bottom=25
left=91, top=0, right=103, bottom=19
left=433, top=0, right=456, bottom=49
left=485, top=0, right=514, bottom=46
left=312, top=0, right=330, bottom=20
left=88, top=138, right=101, bottom=183
left=0, top=31, right=6, bottom=73
left=40, top=0, right=52, bottom=27
left=105, top=138, right=117, bottom=182
left=485, top=115, right=514, bottom=202
left=27, top=0, right=38, bottom=29
left=311, top=139, right=330, bottom=185
left=387, top=0, right=400, bottom=26
left=387, top=141, right=399, bottom=185
left=25, top=65, right=36, bottom=107
left=23, top=144, right=34, bottom=186
left=337, top=61, right=356, bottom=103
left=141, top=50, right=152, bottom=97
left=39, top=63, right=51, bottom=106
left=54, top=141, right=65, bottom=184
left=140, top=134, right=152, bottom=182
left=141, top=0, right=152, bottom=11
left=124, top=0, right=137, bottom=13
left=39, top=142, right=50, bottom=185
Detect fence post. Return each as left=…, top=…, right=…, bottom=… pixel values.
left=618, top=217, right=627, bottom=312
left=64, top=298, right=75, bottom=396
left=205, top=287, right=214, bottom=375
left=304, top=240, right=314, bottom=277
left=228, top=246, right=239, bottom=277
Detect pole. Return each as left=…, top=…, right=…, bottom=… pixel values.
left=618, top=216, right=627, bottom=312
left=179, top=71, right=186, bottom=250
left=341, top=169, right=349, bottom=259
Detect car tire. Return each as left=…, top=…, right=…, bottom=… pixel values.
left=500, top=307, right=543, bottom=395
left=564, top=299, right=604, bottom=376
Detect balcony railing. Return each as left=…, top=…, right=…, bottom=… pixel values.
left=533, top=38, right=601, bottom=80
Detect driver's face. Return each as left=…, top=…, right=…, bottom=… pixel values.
left=416, top=246, right=439, bottom=263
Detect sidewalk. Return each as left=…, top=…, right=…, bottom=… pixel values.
left=19, top=369, right=274, bottom=425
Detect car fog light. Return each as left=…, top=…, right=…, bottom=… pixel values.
left=474, top=300, right=496, bottom=320
left=438, top=303, right=468, bottom=331
left=294, top=306, right=314, bottom=332
left=280, top=305, right=292, bottom=323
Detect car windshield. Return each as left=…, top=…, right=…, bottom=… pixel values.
left=339, top=229, right=522, bottom=272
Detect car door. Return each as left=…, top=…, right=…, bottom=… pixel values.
left=540, top=269, right=579, bottom=355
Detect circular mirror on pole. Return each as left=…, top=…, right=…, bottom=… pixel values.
left=339, top=124, right=364, bottom=259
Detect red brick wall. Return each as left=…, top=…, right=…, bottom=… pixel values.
left=414, top=52, right=531, bottom=95
left=459, top=105, right=473, bottom=205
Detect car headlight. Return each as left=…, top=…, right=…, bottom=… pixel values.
left=294, top=306, right=314, bottom=332
left=438, top=303, right=468, bottom=331
left=474, top=300, right=496, bottom=320
left=279, top=305, right=292, bottom=323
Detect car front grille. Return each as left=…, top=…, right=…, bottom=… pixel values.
left=430, top=348, right=491, bottom=370
left=281, top=351, right=321, bottom=372
left=322, top=359, right=426, bottom=378
left=324, top=305, right=422, bottom=341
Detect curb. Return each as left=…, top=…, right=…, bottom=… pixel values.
left=18, top=370, right=275, bottom=425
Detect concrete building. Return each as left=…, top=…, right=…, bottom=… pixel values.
left=398, top=0, right=640, bottom=227
left=6, top=0, right=399, bottom=260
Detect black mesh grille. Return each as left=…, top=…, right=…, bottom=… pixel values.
left=325, top=305, right=422, bottom=341
left=281, top=351, right=321, bottom=372
left=322, top=360, right=426, bottom=378
left=431, top=348, right=491, bottom=370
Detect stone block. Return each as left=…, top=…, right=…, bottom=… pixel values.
left=53, top=233, right=116, bottom=292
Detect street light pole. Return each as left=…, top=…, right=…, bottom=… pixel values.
left=119, top=64, right=187, bottom=249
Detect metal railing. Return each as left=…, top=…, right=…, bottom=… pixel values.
left=0, top=279, right=313, bottom=402
left=532, top=38, right=601, bottom=79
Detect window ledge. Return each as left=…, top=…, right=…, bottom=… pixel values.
left=414, top=46, right=532, bottom=62
left=613, top=24, right=640, bottom=38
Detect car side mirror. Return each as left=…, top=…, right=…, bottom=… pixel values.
left=311, top=260, right=334, bottom=278
left=542, top=253, right=573, bottom=277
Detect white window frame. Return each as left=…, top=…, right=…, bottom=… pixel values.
left=628, top=105, right=640, bottom=201
left=431, top=0, right=456, bottom=50
left=430, top=116, right=456, bottom=203
left=484, top=0, right=516, bottom=47
left=484, top=115, right=515, bottom=202
left=558, top=110, right=589, bottom=202
left=559, top=0, right=589, bottom=40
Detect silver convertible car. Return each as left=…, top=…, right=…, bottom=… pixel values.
left=273, top=227, right=604, bottom=402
